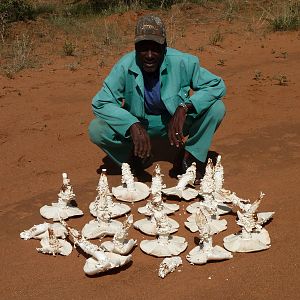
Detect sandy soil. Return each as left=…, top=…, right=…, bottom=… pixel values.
left=1, top=6, right=299, bottom=300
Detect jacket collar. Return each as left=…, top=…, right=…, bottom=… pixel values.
left=129, top=52, right=168, bottom=75
left=160, top=53, right=168, bottom=75
left=128, top=56, right=144, bottom=93
left=128, top=51, right=168, bottom=93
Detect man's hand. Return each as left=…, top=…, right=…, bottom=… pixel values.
left=130, top=122, right=151, bottom=158
left=168, top=106, right=188, bottom=148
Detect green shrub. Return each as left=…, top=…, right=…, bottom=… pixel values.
left=0, top=0, right=35, bottom=22
left=77, top=0, right=225, bottom=14
left=63, top=41, right=76, bottom=56
left=33, top=3, right=56, bottom=16
left=84, top=0, right=178, bottom=12
left=141, top=0, right=177, bottom=8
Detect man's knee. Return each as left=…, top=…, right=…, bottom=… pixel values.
left=88, top=118, right=107, bottom=145
left=208, top=100, right=226, bottom=123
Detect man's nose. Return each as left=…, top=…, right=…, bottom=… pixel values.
left=146, top=50, right=153, bottom=59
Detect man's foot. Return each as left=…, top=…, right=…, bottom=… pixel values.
left=128, top=155, right=152, bottom=181
left=169, top=148, right=185, bottom=178
left=183, top=153, right=206, bottom=185
left=171, top=150, right=206, bottom=185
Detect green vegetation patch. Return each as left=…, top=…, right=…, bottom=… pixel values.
left=0, top=0, right=35, bottom=22
left=270, top=1, right=300, bottom=31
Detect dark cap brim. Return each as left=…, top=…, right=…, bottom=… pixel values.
left=135, top=34, right=166, bottom=45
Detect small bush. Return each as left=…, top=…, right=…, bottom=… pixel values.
left=217, top=59, right=225, bottom=66
left=253, top=70, right=262, bottom=81
left=273, top=74, right=288, bottom=86
left=209, top=28, right=223, bottom=46
left=66, top=62, right=79, bottom=71
left=63, top=41, right=76, bottom=56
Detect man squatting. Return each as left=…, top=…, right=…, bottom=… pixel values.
left=89, top=15, right=226, bottom=185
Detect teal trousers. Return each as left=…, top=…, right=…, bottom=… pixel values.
left=88, top=100, right=225, bottom=165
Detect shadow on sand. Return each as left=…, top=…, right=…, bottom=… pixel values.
left=96, top=137, right=220, bottom=183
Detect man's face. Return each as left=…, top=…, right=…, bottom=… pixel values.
left=135, top=40, right=165, bottom=73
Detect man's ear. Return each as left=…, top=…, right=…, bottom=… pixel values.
left=160, top=43, right=167, bottom=65
left=163, top=41, right=167, bottom=53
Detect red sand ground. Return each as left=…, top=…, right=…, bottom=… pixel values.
left=0, top=6, right=299, bottom=300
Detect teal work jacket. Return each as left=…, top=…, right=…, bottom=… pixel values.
left=92, top=47, right=226, bottom=138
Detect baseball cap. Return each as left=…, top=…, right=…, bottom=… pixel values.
left=135, top=15, right=166, bottom=45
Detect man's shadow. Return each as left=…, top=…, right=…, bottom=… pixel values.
left=96, top=138, right=220, bottom=182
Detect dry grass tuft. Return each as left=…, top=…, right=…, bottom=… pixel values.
left=1, top=33, right=35, bottom=78
left=208, top=28, right=223, bottom=45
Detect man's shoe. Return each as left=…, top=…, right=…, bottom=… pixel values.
left=129, top=157, right=144, bottom=176
left=181, top=152, right=206, bottom=185
left=128, top=154, right=152, bottom=177
left=169, top=148, right=185, bottom=178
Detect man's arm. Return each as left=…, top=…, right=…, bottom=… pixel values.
left=92, top=62, right=139, bottom=138
left=92, top=59, right=151, bottom=158
left=187, top=56, right=226, bottom=113
left=168, top=56, right=226, bottom=147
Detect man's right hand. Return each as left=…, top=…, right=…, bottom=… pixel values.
left=129, top=122, right=151, bottom=159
